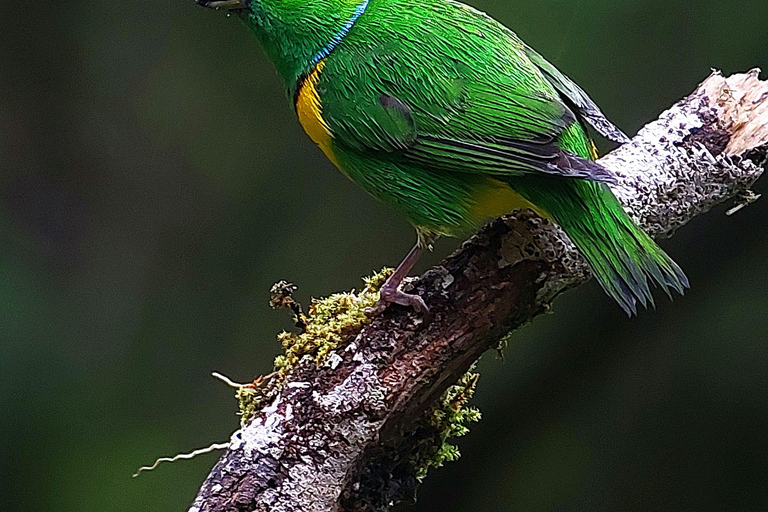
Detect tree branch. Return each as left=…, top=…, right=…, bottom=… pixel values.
left=189, top=70, right=768, bottom=512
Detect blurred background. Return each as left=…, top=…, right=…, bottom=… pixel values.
left=1, top=1, right=767, bottom=511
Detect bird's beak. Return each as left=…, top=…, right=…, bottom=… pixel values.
left=197, top=0, right=248, bottom=10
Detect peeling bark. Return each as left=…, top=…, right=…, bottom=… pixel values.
left=189, top=71, right=768, bottom=512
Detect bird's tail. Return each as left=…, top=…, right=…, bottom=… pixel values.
left=514, top=178, right=689, bottom=315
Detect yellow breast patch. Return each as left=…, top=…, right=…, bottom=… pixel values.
left=295, top=60, right=341, bottom=168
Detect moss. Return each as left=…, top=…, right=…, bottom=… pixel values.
left=236, top=384, right=272, bottom=426
left=343, top=369, right=482, bottom=508
left=361, top=268, right=392, bottom=290
left=236, top=269, right=481, bottom=475
left=413, top=369, right=482, bottom=480
left=273, top=268, right=390, bottom=372
left=237, top=269, right=392, bottom=425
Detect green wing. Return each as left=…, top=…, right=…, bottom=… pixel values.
left=316, top=4, right=620, bottom=183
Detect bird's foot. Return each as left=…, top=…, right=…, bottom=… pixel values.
left=368, top=283, right=429, bottom=316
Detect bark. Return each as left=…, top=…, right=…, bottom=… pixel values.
left=189, top=70, right=768, bottom=512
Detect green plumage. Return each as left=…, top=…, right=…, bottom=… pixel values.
left=206, top=0, right=688, bottom=314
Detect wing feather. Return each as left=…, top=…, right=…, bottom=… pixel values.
left=314, top=4, right=623, bottom=183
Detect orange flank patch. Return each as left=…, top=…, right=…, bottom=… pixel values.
left=295, top=60, right=342, bottom=169
left=469, top=178, right=551, bottom=221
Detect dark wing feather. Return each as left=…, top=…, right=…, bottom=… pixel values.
left=523, top=45, right=630, bottom=144
left=408, top=135, right=617, bottom=183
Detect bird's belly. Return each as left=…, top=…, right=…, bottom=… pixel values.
left=295, top=60, right=342, bottom=169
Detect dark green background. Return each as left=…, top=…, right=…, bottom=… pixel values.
left=1, top=1, right=767, bottom=511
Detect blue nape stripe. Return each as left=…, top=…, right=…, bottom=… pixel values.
left=310, top=0, right=370, bottom=65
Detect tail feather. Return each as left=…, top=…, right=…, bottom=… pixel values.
left=513, top=179, right=688, bottom=315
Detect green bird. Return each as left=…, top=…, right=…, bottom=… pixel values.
left=198, top=0, right=688, bottom=315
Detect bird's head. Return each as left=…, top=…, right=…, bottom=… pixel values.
left=197, top=0, right=367, bottom=86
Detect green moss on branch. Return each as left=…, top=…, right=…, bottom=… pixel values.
left=236, top=269, right=392, bottom=425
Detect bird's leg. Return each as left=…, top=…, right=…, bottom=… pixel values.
left=372, top=243, right=428, bottom=314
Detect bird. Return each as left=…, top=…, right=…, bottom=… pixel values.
left=197, top=0, right=688, bottom=315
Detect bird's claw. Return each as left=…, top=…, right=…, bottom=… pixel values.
left=366, top=285, right=430, bottom=316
